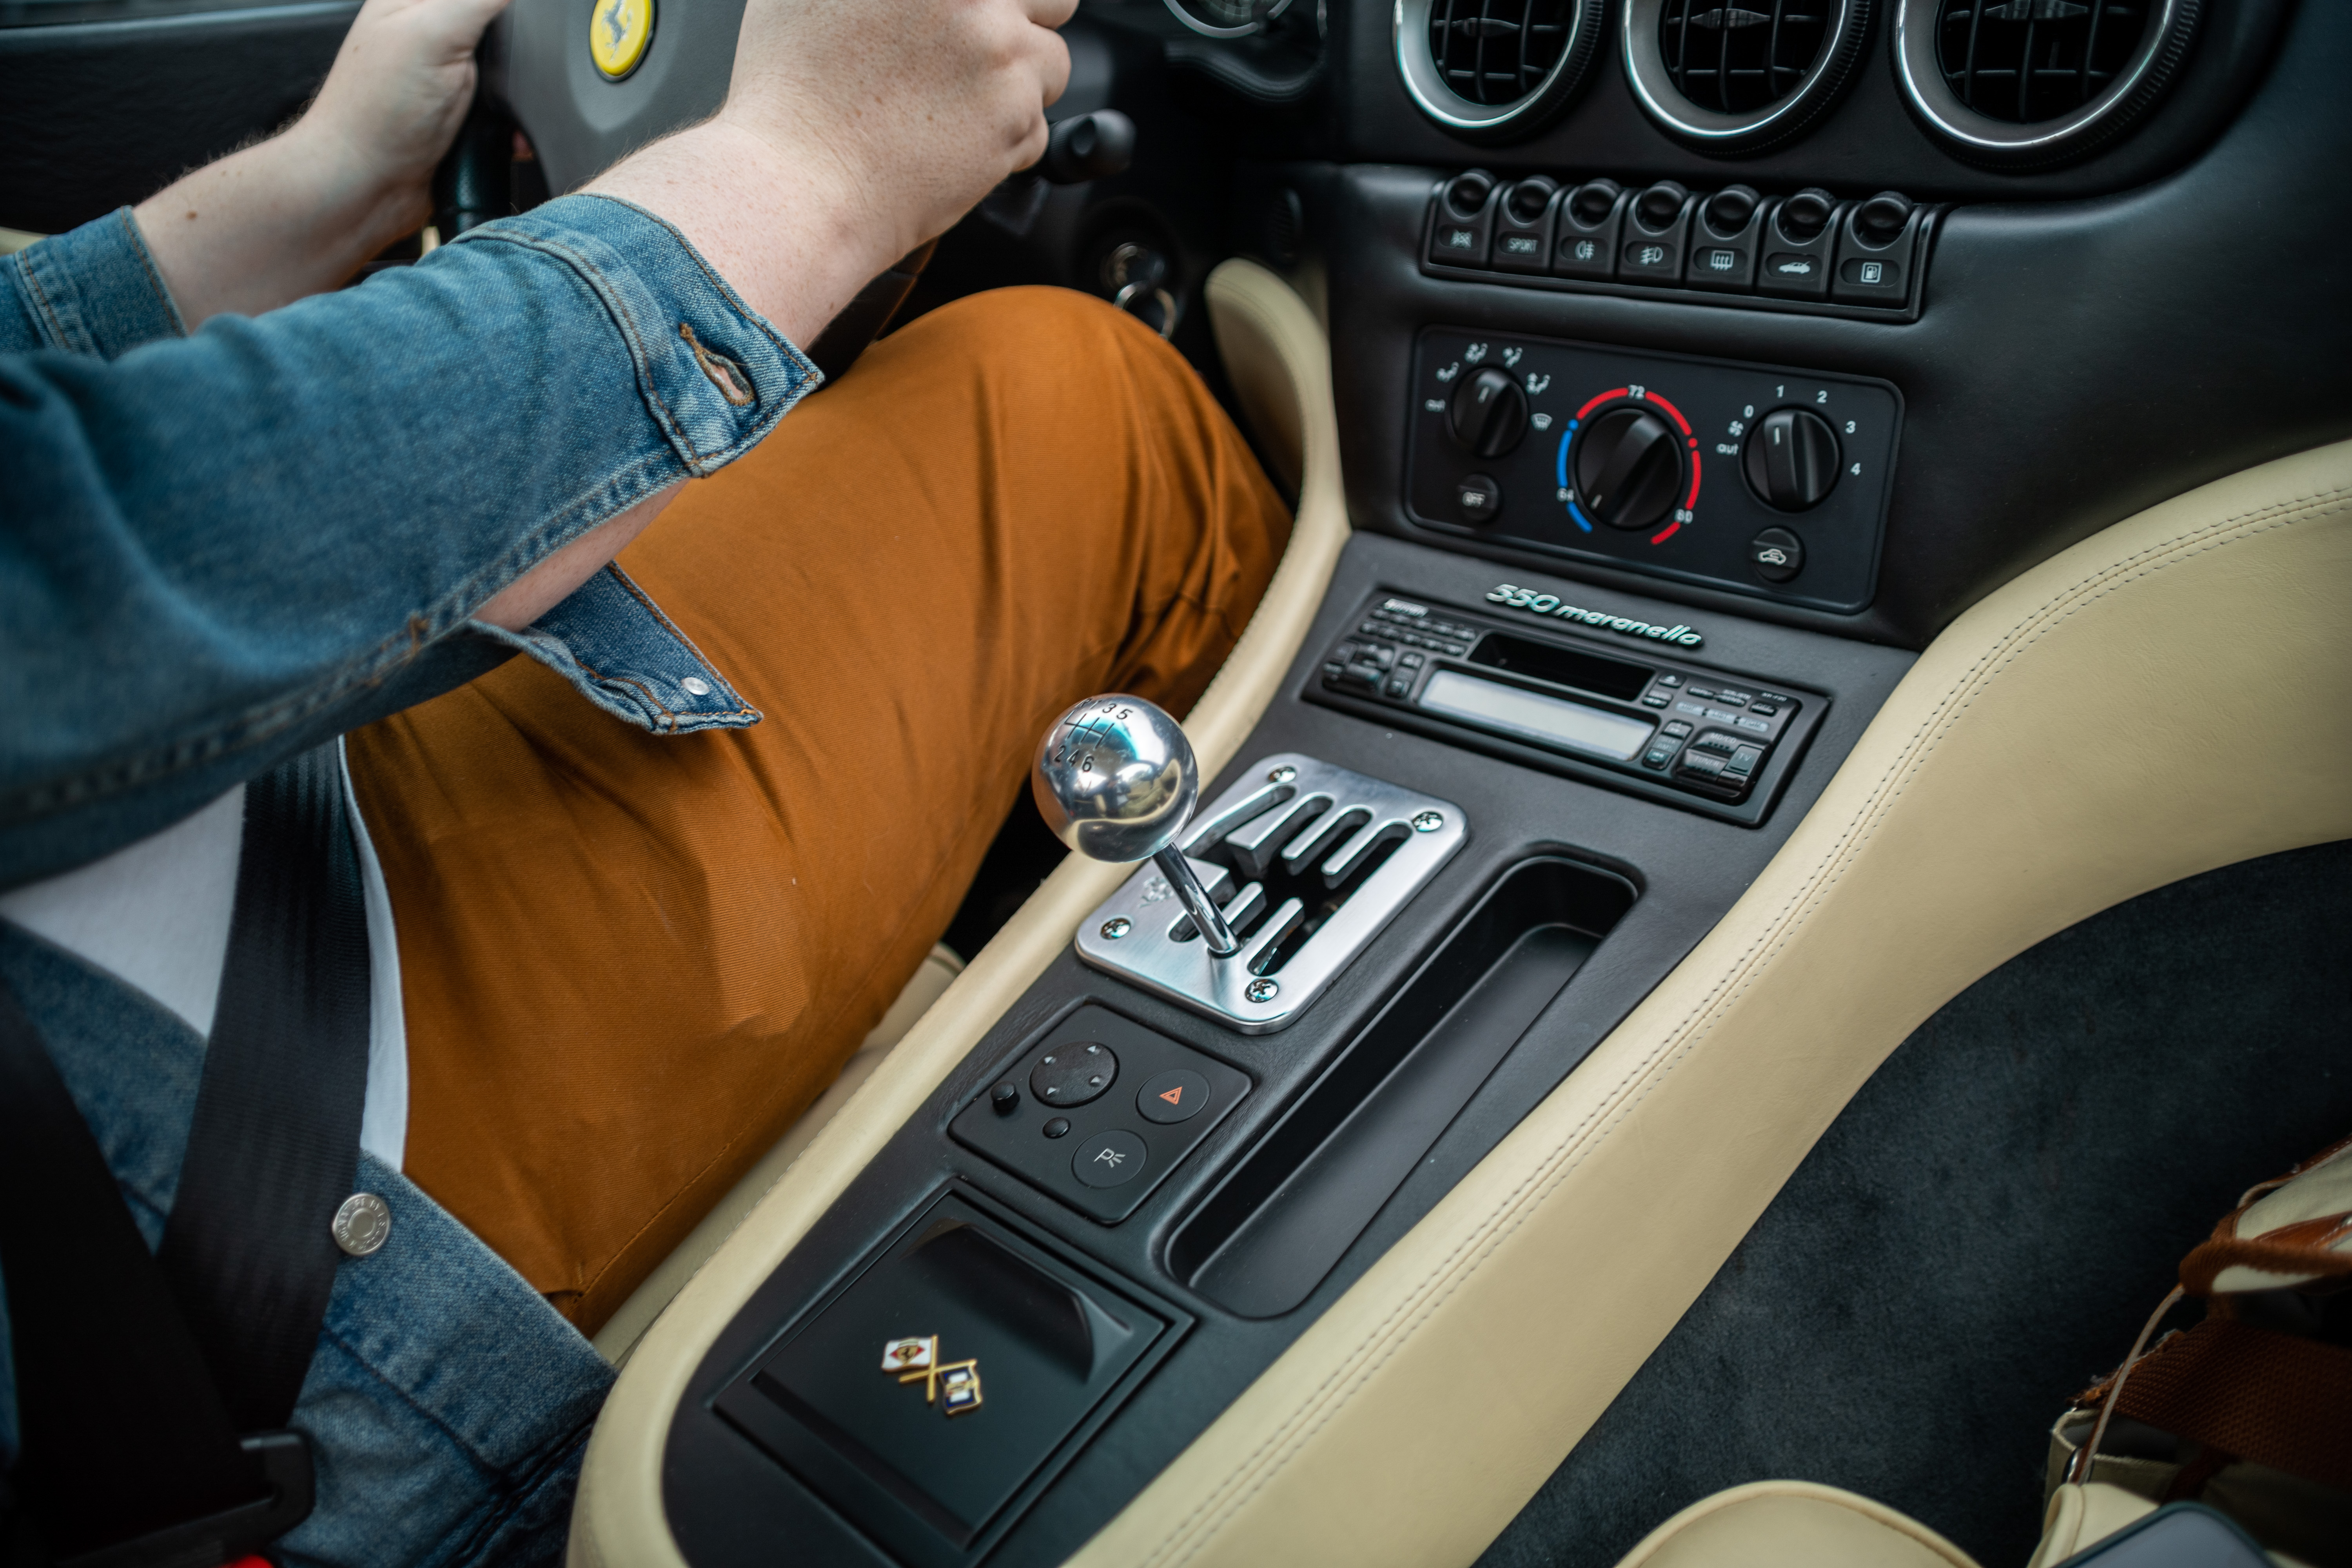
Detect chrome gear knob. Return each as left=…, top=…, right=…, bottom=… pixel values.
left=1033, top=695, right=1240, bottom=957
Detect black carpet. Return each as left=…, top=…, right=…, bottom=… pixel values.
left=1478, top=839, right=2352, bottom=1568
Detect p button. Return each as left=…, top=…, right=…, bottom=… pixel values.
left=1136, top=1069, right=1210, bottom=1125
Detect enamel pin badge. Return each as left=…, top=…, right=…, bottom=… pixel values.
left=882, top=1336, right=983, bottom=1416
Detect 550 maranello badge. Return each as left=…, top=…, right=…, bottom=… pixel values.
left=590, top=0, right=653, bottom=81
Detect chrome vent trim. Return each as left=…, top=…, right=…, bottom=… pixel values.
left=1893, top=0, right=2199, bottom=166
left=1395, top=0, right=1608, bottom=141
left=1075, top=754, right=1468, bottom=1034
left=1621, top=0, right=1871, bottom=152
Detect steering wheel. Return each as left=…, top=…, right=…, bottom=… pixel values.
left=437, top=0, right=1131, bottom=379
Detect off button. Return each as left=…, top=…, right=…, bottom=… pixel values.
left=1136, top=1069, right=1210, bottom=1125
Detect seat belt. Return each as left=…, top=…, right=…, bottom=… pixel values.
left=0, top=744, right=370, bottom=1565
left=158, top=743, right=372, bottom=1433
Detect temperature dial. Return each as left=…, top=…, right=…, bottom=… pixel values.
left=1743, top=408, right=1840, bottom=511
left=1573, top=406, right=1686, bottom=531
left=1449, top=367, right=1529, bottom=458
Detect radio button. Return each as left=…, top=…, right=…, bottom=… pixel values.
left=1662, top=719, right=1694, bottom=738
left=1385, top=675, right=1412, bottom=699
left=1640, top=742, right=1677, bottom=771
left=1400, top=651, right=1425, bottom=669
left=1641, top=693, right=1669, bottom=709
left=1726, top=746, right=1764, bottom=778
left=1735, top=715, right=1771, bottom=733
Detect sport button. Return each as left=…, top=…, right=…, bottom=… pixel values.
left=1072, top=1129, right=1147, bottom=1189
left=1136, top=1069, right=1210, bottom=1125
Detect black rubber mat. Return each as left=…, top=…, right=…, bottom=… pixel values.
left=1479, top=838, right=2352, bottom=1568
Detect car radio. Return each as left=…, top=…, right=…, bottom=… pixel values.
left=1307, top=590, right=1828, bottom=824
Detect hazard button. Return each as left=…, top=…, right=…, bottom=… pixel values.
left=1135, top=1068, right=1210, bottom=1125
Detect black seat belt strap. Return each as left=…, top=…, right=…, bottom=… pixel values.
left=0, top=982, right=268, bottom=1559
left=158, top=743, right=372, bottom=1432
left=0, top=743, right=369, bottom=1563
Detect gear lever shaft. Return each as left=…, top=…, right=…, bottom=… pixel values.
left=1033, top=695, right=1240, bottom=957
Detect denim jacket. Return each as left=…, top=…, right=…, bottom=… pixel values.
left=0, top=198, right=822, bottom=1563
left=0, top=197, right=817, bottom=891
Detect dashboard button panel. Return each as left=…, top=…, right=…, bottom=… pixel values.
left=1406, top=330, right=1902, bottom=612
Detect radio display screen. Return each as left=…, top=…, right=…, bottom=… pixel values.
left=1418, top=670, right=1655, bottom=761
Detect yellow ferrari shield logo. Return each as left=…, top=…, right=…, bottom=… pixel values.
left=589, top=0, right=653, bottom=80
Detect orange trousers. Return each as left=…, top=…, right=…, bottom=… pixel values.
left=346, top=289, right=1290, bottom=1331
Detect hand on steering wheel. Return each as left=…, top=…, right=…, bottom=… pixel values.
left=591, top=0, right=1078, bottom=346
left=304, top=0, right=519, bottom=238
left=132, top=0, right=513, bottom=324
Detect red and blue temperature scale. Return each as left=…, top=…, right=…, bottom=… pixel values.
left=1557, top=387, right=1702, bottom=544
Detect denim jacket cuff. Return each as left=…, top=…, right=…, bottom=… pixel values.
left=4, top=207, right=187, bottom=359
left=447, top=194, right=822, bottom=478
left=469, top=564, right=762, bottom=734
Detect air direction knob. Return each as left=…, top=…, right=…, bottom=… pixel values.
left=1743, top=408, right=1841, bottom=511
left=1573, top=406, right=1686, bottom=531
left=1448, top=367, right=1529, bottom=458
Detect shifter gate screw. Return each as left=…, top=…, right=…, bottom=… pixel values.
left=1101, top=917, right=1132, bottom=940
left=1268, top=765, right=1298, bottom=783
left=1245, top=978, right=1279, bottom=1003
left=1412, top=810, right=1445, bottom=833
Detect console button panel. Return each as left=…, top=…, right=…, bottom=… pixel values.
left=953, top=1007, right=1250, bottom=1222
left=1424, top=172, right=1938, bottom=321
left=1408, top=329, right=1902, bottom=613
left=1310, top=590, right=1829, bottom=825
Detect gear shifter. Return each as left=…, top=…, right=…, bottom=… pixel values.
left=1033, top=695, right=1240, bottom=958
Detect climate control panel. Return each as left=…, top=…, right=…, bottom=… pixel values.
left=1405, top=330, right=1902, bottom=612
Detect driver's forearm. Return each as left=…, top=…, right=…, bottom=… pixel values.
left=133, top=122, right=427, bottom=328
left=582, top=119, right=898, bottom=355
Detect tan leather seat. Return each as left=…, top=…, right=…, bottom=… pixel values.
left=1612, top=1481, right=1980, bottom=1568
left=1608, top=1478, right=2285, bottom=1568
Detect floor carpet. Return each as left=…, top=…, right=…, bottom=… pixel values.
left=1478, top=838, right=2352, bottom=1568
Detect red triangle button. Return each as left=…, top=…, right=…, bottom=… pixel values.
left=1159, top=1087, right=1183, bottom=1105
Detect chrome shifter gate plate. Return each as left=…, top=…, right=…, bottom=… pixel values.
left=1074, top=754, right=1467, bottom=1032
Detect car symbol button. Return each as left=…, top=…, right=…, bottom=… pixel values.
left=1072, top=1129, right=1148, bottom=1189
left=1136, top=1069, right=1210, bottom=1125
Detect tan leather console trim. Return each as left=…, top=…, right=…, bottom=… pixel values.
left=567, top=259, right=1349, bottom=1565
left=1060, top=439, right=2352, bottom=1568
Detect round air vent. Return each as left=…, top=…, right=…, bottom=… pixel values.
left=1894, top=0, right=2200, bottom=167
left=1622, top=0, right=1873, bottom=153
left=1396, top=0, right=1610, bottom=142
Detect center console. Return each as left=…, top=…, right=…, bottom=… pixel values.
left=652, top=535, right=1913, bottom=1568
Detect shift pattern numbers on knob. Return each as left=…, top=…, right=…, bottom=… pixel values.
left=1033, top=695, right=1199, bottom=865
